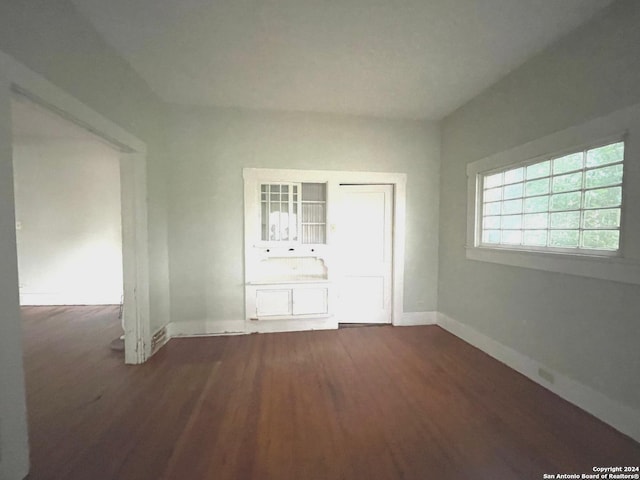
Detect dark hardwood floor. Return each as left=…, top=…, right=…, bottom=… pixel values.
left=21, top=306, right=640, bottom=480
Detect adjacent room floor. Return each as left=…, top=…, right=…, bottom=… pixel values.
left=21, top=306, right=640, bottom=480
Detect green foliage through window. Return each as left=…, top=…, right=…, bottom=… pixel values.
left=481, top=141, right=624, bottom=252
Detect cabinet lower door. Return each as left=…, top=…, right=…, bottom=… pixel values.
left=254, top=286, right=329, bottom=318
left=292, top=288, right=328, bottom=315
left=256, top=289, right=292, bottom=317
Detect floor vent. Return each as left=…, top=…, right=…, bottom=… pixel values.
left=151, top=327, right=168, bottom=353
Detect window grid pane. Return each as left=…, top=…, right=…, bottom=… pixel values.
left=480, top=141, right=623, bottom=252
left=261, top=183, right=299, bottom=242
left=301, top=183, right=326, bottom=244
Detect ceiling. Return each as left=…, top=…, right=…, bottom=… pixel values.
left=70, top=0, right=613, bottom=120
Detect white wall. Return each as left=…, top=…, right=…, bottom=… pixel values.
left=167, top=108, right=440, bottom=327
left=439, top=0, right=640, bottom=419
left=13, top=138, right=123, bottom=305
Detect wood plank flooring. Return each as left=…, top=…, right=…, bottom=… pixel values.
left=21, top=306, right=640, bottom=480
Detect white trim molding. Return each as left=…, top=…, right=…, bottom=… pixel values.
left=465, top=101, right=640, bottom=285
left=0, top=62, right=30, bottom=480
left=119, top=152, right=151, bottom=364
left=437, top=312, right=640, bottom=443
left=19, top=294, right=122, bottom=306
left=245, top=317, right=337, bottom=334
left=395, top=311, right=438, bottom=326
left=167, top=317, right=339, bottom=338
left=167, top=320, right=246, bottom=338
left=466, top=246, right=640, bottom=284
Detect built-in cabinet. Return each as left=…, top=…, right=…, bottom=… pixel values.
left=246, top=250, right=331, bottom=320
left=244, top=168, right=407, bottom=334
left=246, top=180, right=332, bottom=330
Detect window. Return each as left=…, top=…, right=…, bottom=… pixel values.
left=465, top=103, right=640, bottom=285
left=479, top=141, right=624, bottom=254
left=260, top=183, right=326, bottom=244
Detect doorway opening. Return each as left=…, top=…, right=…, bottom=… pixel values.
left=7, top=84, right=150, bottom=365
left=12, top=93, right=126, bottom=351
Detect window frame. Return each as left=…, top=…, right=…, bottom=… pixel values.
left=259, top=182, right=301, bottom=244
left=299, top=182, right=327, bottom=245
left=464, top=101, right=640, bottom=286
left=258, top=181, right=328, bottom=246
left=475, top=137, right=626, bottom=257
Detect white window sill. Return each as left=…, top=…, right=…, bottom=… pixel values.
left=466, top=245, right=640, bottom=285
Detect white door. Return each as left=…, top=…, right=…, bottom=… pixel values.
left=336, top=185, right=393, bottom=324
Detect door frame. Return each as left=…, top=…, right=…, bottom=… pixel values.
left=243, top=168, right=407, bottom=326
left=0, top=49, right=151, bottom=365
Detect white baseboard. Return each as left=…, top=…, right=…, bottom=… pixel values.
left=167, top=316, right=340, bottom=338
left=436, top=312, right=640, bottom=443
left=167, top=319, right=246, bottom=338
left=20, top=292, right=122, bottom=306
left=246, top=317, right=338, bottom=334
left=395, top=311, right=437, bottom=326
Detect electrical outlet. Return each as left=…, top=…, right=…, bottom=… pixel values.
left=15, top=221, right=22, bottom=230
left=538, top=367, right=555, bottom=384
